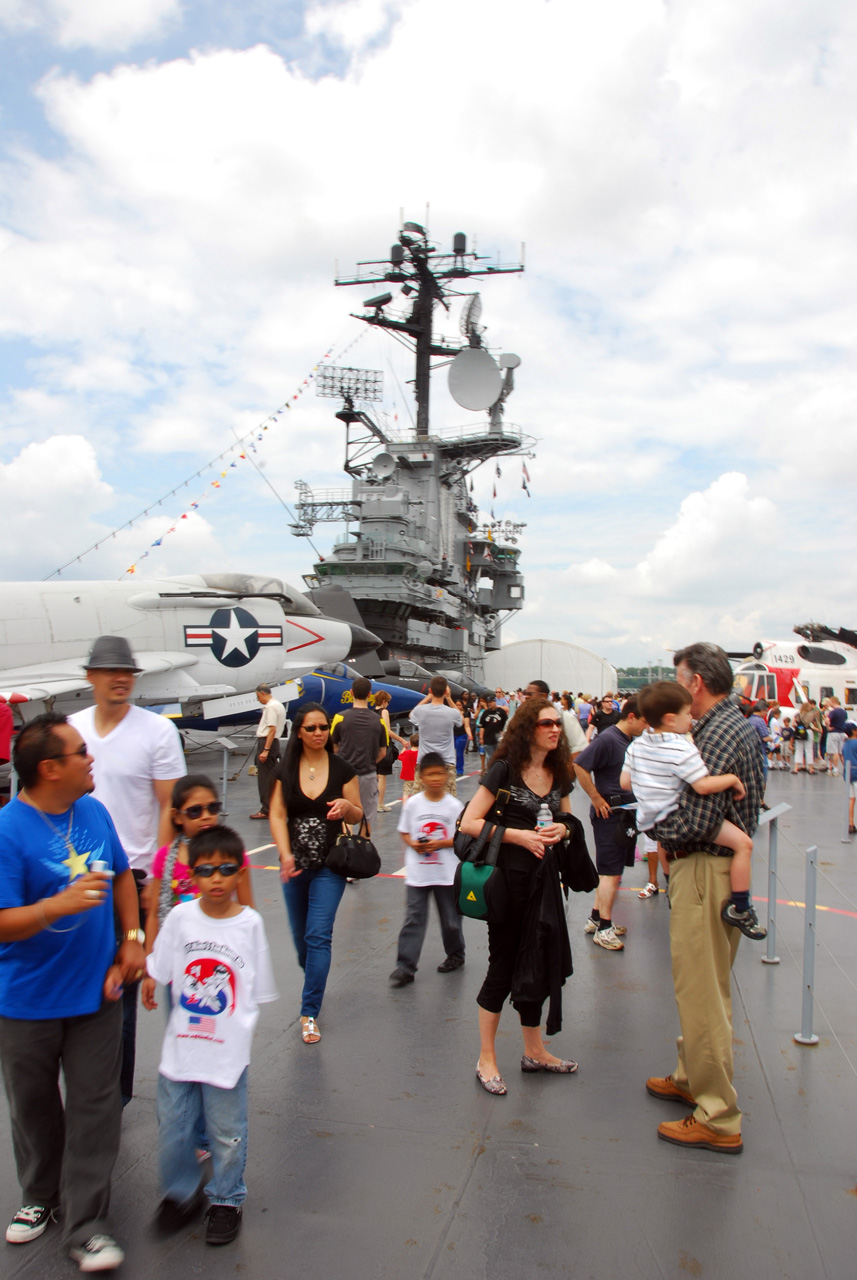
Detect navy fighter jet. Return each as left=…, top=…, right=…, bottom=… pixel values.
left=0, top=573, right=380, bottom=720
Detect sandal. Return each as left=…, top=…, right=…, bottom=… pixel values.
left=638, top=883, right=659, bottom=899
left=301, top=1017, right=321, bottom=1044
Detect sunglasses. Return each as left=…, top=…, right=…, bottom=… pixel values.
left=535, top=719, right=562, bottom=729
left=47, top=744, right=89, bottom=760
left=301, top=724, right=330, bottom=733
left=192, top=862, right=241, bottom=878
left=179, top=802, right=222, bottom=819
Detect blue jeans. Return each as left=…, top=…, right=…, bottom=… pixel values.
left=282, top=865, right=347, bottom=1017
left=454, top=734, right=467, bottom=775
left=157, top=1069, right=248, bottom=1208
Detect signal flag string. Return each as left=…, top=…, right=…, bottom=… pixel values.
left=42, top=327, right=367, bottom=582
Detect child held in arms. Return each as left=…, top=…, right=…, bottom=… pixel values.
left=621, top=681, right=766, bottom=940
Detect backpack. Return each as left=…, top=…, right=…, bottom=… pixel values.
left=794, top=722, right=809, bottom=741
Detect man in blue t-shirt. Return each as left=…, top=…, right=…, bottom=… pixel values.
left=574, top=696, right=646, bottom=950
left=0, top=713, right=144, bottom=1272
left=824, top=697, right=848, bottom=776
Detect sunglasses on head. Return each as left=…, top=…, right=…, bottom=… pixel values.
left=535, top=719, right=561, bottom=729
left=192, top=862, right=240, bottom=878
left=179, top=801, right=222, bottom=819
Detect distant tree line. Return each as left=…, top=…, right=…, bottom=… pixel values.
left=616, top=666, right=677, bottom=691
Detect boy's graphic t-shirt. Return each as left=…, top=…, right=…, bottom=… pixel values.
left=0, top=795, right=130, bottom=1020
left=147, top=900, right=278, bottom=1088
left=397, top=793, right=463, bottom=887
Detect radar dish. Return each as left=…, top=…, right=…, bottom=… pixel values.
left=499, top=353, right=521, bottom=369
left=371, top=452, right=396, bottom=479
left=460, top=293, right=483, bottom=338
left=448, top=347, right=503, bottom=411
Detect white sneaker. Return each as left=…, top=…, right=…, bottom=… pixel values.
left=69, top=1235, right=125, bottom=1272
left=593, top=925, right=625, bottom=951
left=6, top=1205, right=54, bottom=1243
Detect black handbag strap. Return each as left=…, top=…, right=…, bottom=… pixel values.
left=468, top=761, right=511, bottom=864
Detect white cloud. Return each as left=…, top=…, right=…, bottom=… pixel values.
left=0, top=0, right=181, bottom=50
left=635, top=472, right=777, bottom=598
left=0, top=0, right=855, bottom=663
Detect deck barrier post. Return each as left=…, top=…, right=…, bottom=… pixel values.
left=794, top=845, right=819, bottom=1046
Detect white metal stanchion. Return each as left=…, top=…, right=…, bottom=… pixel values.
left=794, top=845, right=820, bottom=1047
left=756, top=802, right=790, bottom=965
left=214, top=737, right=240, bottom=817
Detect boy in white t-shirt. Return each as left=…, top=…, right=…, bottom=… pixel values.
left=621, top=682, right=766, bottom=941
left=144, top=826, right=278, bottom=1246
left=389, top=753, right=465, bottom=986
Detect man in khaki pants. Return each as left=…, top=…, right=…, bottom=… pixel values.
left=645, top=643, right=764, bottom=1153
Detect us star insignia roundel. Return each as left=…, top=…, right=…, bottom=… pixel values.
left=184, top=607, right=283, bottom=668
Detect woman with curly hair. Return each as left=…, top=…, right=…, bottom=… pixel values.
left=268, top=703, right=363, bottom=1043
left=458, top=696, right=576, bottom=1095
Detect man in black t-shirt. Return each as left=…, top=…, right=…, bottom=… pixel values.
left=585, top=696, right=622, bottom=743
left=331, top=677, right=386, bottom=831
left=479, top=697, right=508, bottom=775
left=574, top=696, right=645, bottom=950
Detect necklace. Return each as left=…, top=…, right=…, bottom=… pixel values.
left=308, top=765, right=316, bottom=782
left=21, top=792, right=85, bottom=933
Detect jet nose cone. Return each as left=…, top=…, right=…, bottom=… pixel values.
left=347, top=624, right=382, bottom=658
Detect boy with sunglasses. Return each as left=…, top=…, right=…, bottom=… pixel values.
left=144, top=826, right=277, bottom=1246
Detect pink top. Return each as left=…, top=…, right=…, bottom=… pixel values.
left=152, top=841, right=250, bottom=910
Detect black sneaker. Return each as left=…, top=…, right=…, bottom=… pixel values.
left=204, top=1204, right=242, bottom=1246
left=6, top=1205, right=55, bottom=1244
left=155, top=1187, right=206, bottom=1234
left=437, top=956, right=465, bottom=973
left=389, top=967, right=414, bottom=986
left=721, top=902, right=767, bottom=940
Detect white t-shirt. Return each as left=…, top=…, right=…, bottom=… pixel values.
left=69, top=704, right=186, bottom=874
left=561, top=710, right=587, bottom=755
left=624, top=730, right=709, bottom=831
left=147, top=900, right=278, bottom=1089
left=256, top=698, right=286, bottom=740
left=410, top=704, right=462, bottom=766
left=397, top=792, right=463, bottom=886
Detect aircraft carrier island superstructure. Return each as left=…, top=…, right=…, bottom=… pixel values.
left=292, top=222, right=536, bottom=682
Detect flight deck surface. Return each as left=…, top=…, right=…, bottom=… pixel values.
left=2, top=755, right=854, bottom=1279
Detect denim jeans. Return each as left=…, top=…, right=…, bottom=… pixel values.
left=282, top=865, right=347, bottom=1017
left=396, top=884, right=465, bottom=975
left=454, top=734, right=467, bottom=775
left=157, top=1069, right=248, bottom=1208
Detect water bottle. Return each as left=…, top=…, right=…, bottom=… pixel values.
left=536, top=803, right=552, bottom=830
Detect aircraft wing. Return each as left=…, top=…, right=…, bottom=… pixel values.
left=0, top=651, right=207, bottom=705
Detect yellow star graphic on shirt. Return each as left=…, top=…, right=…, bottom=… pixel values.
left=63, top=847, right=90, bottom=881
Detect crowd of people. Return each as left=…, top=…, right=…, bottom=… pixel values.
left=0, top=637, right=852, bottom=1271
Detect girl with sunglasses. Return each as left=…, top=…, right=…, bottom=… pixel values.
left=268, top=704, right=363, bottom=1043
left=145, top=775, right=255, bottom=957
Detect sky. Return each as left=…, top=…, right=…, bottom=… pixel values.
left=1, top=0, right=855, bottom=668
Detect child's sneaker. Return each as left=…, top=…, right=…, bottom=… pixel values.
left=721, top=902, right=767, bottom=940
left=204, top=1205, right=242, bottom=1246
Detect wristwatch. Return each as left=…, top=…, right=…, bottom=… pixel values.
left=123, top=928, right=145, bottom=944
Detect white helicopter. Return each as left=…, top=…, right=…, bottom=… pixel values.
left=0, top=572, right=380, bottom=721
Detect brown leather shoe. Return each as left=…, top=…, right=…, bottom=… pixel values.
left=646, top=1075, right=697, bottom=1106
left=657, top=1114, right=743, bottom=1153
left=248, top=811, right=269, bottom=820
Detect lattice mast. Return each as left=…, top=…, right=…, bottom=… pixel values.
left=335, top=223, right=524, bottom=437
